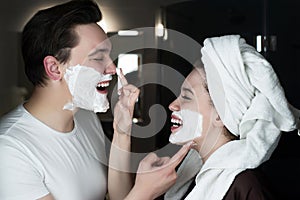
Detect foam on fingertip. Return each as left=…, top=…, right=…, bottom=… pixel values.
left=116, top=68, right=122, bottom=94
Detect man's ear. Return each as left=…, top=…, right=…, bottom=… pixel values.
left=43, top=56, right=63, bottom=81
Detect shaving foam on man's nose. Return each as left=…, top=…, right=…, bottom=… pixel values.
left=169, top=109, right=203, bottom=145
left=63, top=64, right=111, bottom=113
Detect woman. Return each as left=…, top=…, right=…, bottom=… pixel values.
left=165, top=35, right=300, bottom=200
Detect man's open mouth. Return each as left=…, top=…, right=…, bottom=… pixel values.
left=171, top=114, right=183, bottom=132
left=96, top=80, right=110, bottom=94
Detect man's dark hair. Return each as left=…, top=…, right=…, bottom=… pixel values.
left=22, top=0, right=102, bottom=86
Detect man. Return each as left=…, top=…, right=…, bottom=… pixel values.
left=0, top=1, right=191, bottom=199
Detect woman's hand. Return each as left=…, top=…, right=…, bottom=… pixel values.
left=125, top=142, right=193, bottom=200
left=113, top=69, right=140, bottom=135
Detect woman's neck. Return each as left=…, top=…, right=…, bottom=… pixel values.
left=193, top=132, right=231, bottom=164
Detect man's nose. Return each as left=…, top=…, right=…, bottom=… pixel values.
left=105, top=60, right=116, bottom=75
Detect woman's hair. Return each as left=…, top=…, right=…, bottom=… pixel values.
left=194, top=59, right=239, bottom=141
left=22, top=0, right=102, bottom=86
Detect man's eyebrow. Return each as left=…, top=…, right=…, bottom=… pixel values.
left=88, top=48, right=110, bottom=57
left=182, top=87, right=194, bottom=95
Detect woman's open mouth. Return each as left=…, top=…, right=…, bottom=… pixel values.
left=171, top=114, right=183, bottom=133
left=96, top=80, right=110, bottom=94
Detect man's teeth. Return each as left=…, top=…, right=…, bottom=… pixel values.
left=97, top=82, right=109, bottom=88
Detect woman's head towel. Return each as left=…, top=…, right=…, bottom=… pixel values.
left=202, top=34, right=300, bottom=138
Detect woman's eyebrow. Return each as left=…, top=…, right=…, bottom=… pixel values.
left=182, top=87, right=194, bottom=95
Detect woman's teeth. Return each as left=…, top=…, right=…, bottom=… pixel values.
left=171, top=118, right=182, bottom=127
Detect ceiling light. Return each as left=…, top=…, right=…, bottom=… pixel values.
left=118, top=30, right=139, bottom=36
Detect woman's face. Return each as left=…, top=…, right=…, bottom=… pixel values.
left=169, top=68, right=226, bottom=159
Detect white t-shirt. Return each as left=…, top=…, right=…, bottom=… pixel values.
left=0, top=105, right=108, bottom=200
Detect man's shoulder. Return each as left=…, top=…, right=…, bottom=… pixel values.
left=0, top=104, right=26, bottom=136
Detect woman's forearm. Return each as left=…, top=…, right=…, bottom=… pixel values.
left=108, top=130, right=133, bottom=200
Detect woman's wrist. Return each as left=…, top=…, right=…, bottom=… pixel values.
left=112, top=129, right=131, bottom=149
left=109, top=131, right=132, bottom=172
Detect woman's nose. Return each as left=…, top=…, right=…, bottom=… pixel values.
left=169, top=98, right=180, bottom=111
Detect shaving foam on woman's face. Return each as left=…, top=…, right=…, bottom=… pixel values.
left=63, top=64, right=112, bottom=113
left=169, top=109, right=203, bottom=145
left=169, top=69, right=216, bottom=146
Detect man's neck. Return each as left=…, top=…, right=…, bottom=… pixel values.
left=24, top=86, right=75, bottom=133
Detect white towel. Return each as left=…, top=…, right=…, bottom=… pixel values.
left=202, top=35, right=300, bottom=137
left=165, top=35, right=300, bottom=200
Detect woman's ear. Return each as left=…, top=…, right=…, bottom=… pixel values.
left=212, top=109, right=224, bottom=128
left=43, top=56, right=63, bottom=81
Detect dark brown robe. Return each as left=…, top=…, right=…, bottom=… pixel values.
left=223, top=169, right=276, bottom=200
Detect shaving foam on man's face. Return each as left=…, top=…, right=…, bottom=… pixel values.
left=63, top=65, right=112, bottom=113
left=169, top=109, right=203, bottom=145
